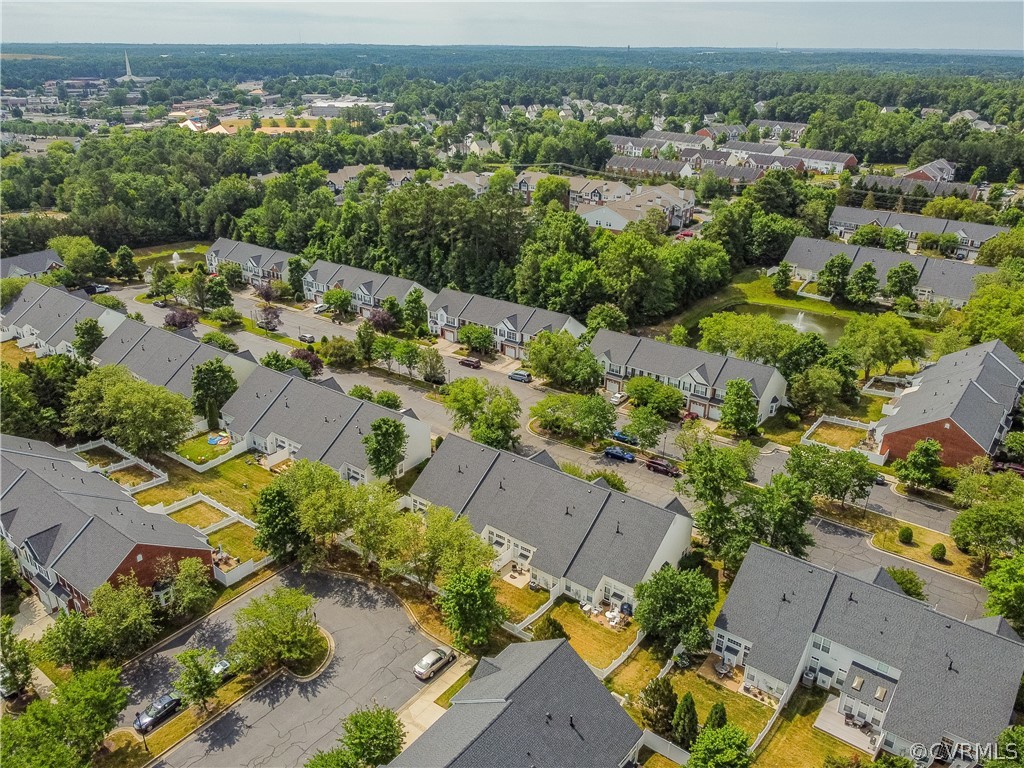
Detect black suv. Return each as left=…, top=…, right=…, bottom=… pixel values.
left=134, top=693, right=182, bottom=733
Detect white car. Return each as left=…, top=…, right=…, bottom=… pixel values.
left=312, top=303, right=328, bottom=314
left=212, top=659, right=232, bottom=679
left=610, top=392, right=629, bottom=406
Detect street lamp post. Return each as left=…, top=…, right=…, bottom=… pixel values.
left=136, top=715, right=149, bottom=752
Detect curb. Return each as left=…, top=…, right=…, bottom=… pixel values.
left=889, top=484, right=957, bottom=513
left=288, top=626, right=335, bottom=682
left=142, top=668, right=285, bottom=768
left=812, top=516, right=982, bottom=587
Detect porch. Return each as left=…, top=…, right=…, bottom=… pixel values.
left=812, top=694, right=881, bottom=756
left=696, top=655, right=779, bottom=709
left=498, top=560, right=531, bottom=589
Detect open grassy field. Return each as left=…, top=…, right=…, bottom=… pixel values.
left=168, top=502, right=228, bottom=530
left=808, top=423, right=868, bottom=450
left=539, top=599, right=639, bottom=669
left=753, top=689, right=859, bottom=768
left=208, top=522, right=266, bottom=564
left=0, top=340, right=34, bottom=367
left=132, top=452, right=272, bottom=512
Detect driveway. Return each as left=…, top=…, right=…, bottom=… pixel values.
left=124, top=570, right=435, bottom=768
left=808, top=517, right=988, bottom=620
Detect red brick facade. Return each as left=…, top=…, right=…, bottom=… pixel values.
left=110, top=543, right=214, bottom=590
left=880, top=419, right=987, bottom=468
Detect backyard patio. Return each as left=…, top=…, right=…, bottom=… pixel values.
left=696, top=655, right=779, bottom=709
left=208, top=521, right=266, bottom=569
left=812, top=695, right=879, bottom=756
left=538, top=599, right=639, bottom=668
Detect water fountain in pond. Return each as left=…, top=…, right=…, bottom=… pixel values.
left=795, top=311, right=805, bottom=330
left=170, top=251, right=182, bottom=268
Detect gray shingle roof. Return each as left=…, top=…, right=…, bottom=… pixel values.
left=1, top=438, right=210, bottom=596
left=642, top=129, right=708, bottom=145
left=207, top=237, right=294, bottom=272
left=410, top=435, right=684, bottom=589
left=830, top=206, right=1007, bottom=243
left=589, top=329, right=782, bottom=399
left=720, top=544, right=1024, bottom=747
left=429, top=289, right=577, bottom=336
left=856, top=174, right=978, bottom=199
left=1, top=283, right=103, bottom=346
left=390, top=640, right=642, bottom=768
left=0, top=249, right=64, bottom=279
left=787, top=147, right=857, bottom=165
left=839, top=662, right=899, bottom=713
left=876, top=340, right=1024, bottom=452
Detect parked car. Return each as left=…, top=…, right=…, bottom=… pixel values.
left=152, top=300, right=167, bottom=308
left=675, top=230, right=695, bottom=239
left=874, top=474, right=887, bottom=486
left=133, top=694, right=181, bottom=733
left=256, top=318, right=278, bottom=331
left=610, top=430, right=638, bottom=446
left=459, top=357, right=482, bottom=369
left=646, top=457, right=681, bottom=478
left=312, top=303, right=328, bottom=314
left=609, top=392, right=629, bottom=406
left=212, top=659, right=233, bottom=679
left=994, top=461, right=1024, bottom=478
left=91, top=284, right=110, bottom=294
left=604, top=445, right=636, bottom=463
left=414, top=648, right=456, bottom=680
left=681, top=411, right=700, bottom=422
left=508, top=370, right=532, bottom=383
left=298, top=333, right=316, bottom=344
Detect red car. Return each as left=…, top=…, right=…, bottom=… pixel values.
left=681, top=411, right=700, bottom=422
left=676, top=230, right=695, bottom=239
left=993, top=461, right=1024, bottom=478
left=645, top=457, right=682, bottom=478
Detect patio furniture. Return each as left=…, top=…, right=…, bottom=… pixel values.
left=581, top=602, right=592, bottom=613
left=844, top=713, right=855, bottom=726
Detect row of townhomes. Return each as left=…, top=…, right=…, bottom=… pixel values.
left=1, top=436, right=213, bottom=614
left=715, top=545, right=1024, bottom=764
left=875, top=340, right=1024, bottom=467
left=204, top=237, right=294, bottom=287
left=828, top=205, right=1008, bottom=259
left=428, top=288, right=585, bottom=359
left=606, top=155, right=770, bottom=186
left=389, top=639, right=644, bottom=768
left=853, top=174, right=980, bottom=201
left=606, top=127, right=855, bottom=173
left=588, top=329, right=789, bottom=424
left=781, top=236, right=996, bottom=308
left=2, top=282, right=432, bottom=485
left=302, top=260, right=438, bottom=315
left=409, top=435, right=693, bottom=613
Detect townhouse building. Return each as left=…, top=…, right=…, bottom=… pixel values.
left=428, top=289, right=584, bottom=359
left=578, top=184, right=695, bottom=233
left=715, top=545, right=1024, bottom=764
left=0, top=249, right=65, bottom=279
left=390, top=640, right=644, bottom=768
left=874, top=340, right=1024, bottom=467
left=827, top=205, right=1008, bottom=259
left=1, top=436, right=212, bottom=614
left=300, top=260, right=437, bottom=314
left=641, top=129, right=715, bottom=151
left=409, top=435, right=692, bottom=612
left=748, top=119, right=809, bottom=140
left=1, top=282, right=126, bottom=359
left=220, top=365, right=432, bottom=484
left=853, top=175, right=979, bottom=202
left=605, top=134, right=666, bottom=157
left=204, top=237, right=293, bottom=288
left=722, top=140, right=786, bottom=159
left=697, top=123, right=746, bottom=141
left=901, top=158, right=956, bottom=183
left=781, top=237, right=996, bottom=307
left=785, top=147, right=858, bottom=173
left=589, top=329, right=788, bottom=424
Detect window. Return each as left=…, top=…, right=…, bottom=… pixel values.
left=876, top=662, right=890, bottom=675
left=693, top=385, right=708, bottom=397
left=136, top=553, right=144, bottom=562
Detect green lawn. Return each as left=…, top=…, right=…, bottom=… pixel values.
left=605, top=639, right=666, bottom=723
left=753, top=689, right=860, bottom=768
left=435, top=664, right=477, bottom=709
left=668, top=666, right=773, bottom=740
left=169, top=502, right=228, bottom=529
left=838, top=393, right=887, bottom=423
left=132, top=452, right=273, bottom=513
left=108, top=464, right=157, bottom=488
left=758, top=411, right=809, bottom=447
left=1, top=340, right=34, bottom=367
left=76, top=445, right=124, bottom=467
left=538, top=599, right=639, bottom=669
left=208, top=522, right=267, bottom=565
left=639, top=748, right=683, bottom=768
left=494, top=578, right=549, bottom=623
left=808, top=423, right=868, bottom=450
left=176, top=433, right=233, bottom=464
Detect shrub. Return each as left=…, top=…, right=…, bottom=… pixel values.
left=783, top=411, right=802, bottom=427
left=678, top=547, right=706, bottom=571
left=898, top=526, right=914, bottom=545
left=930, top=543, right=946, bottom=561
left=349, top=384, right=374, bottom=401
left=208, top=306, right=243, bottom=328
left=201, top=331, right=239, bottom=352
left=934, top=466, right=959, bottom=492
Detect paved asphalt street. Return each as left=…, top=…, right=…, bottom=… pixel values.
left=135, top=569, right=435, bottom=768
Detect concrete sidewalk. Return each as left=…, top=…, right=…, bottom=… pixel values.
left=13, top=596, right=55, bottom=695
left=397, top=655, right=475, bottom=747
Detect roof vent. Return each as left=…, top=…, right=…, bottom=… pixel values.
left=781, top=593, right=789, bottom=603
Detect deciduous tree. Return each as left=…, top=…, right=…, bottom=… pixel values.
left=436, top=567, right=506, bottom=651
left=230, top=586, right=320, bottom=673
left=340, top=705, right=406, bottom=768
left=192, top=358, right=237, bottom=429
left=634, top=565, right=716, bottom=654
left=719, top=379, right=759, bottom=437
left=72, top=317, right=105, bottom=358
left=173, top=647, right=220, bottom=712
left=362, top=416, right=408, bottom=479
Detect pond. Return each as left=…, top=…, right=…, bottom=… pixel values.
left=726, top=304, right=849, bottom=344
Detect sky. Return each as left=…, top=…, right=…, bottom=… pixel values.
left=1, top=1, right=1021, bottom=51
